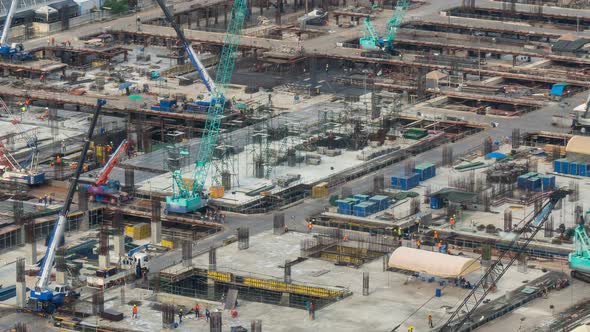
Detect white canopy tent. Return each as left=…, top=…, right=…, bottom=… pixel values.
left=388, top=247, right=481, bottom=278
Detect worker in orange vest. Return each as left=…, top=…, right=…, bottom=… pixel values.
left=416, top=239, right=421, bottom=249
left=433, top=230, right=438, bottom=240
left=449, top=215, right=455, bottom=229
left=307, top=222, right=313, bottom=233
left=132, top=304, right=138, bottom=319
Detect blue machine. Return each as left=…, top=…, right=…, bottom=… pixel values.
left=0, top=0, right=33, bottom=62
left=151, top=98, right=177, bottom=112
left=29, top=100, right=105, bottom=313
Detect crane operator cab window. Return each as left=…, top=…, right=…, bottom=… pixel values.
left=54, top=285, right=71, bottom=294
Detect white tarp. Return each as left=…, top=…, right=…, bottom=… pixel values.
left=34, top=5, right=58, bottom=15
left=388, top=247, right=481, bottom=278
left=570, top=325, right=590, bottom=332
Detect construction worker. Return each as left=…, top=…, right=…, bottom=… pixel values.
left=132, top=304, right=138, bottom=318
left=194, top=303, right=200, bottom=319
left=416, top=239, right=421, bottom=249
left=408, top=326, right=414, bottom=332
left=428, top=313, right=433, bottom=328
left=449, top=215, right=455, bottom=229
left=307, top=222, right=313, bottom=233
left=178, top=308, right=183, bottom=323
left=433, top=230, right=438, bottom=240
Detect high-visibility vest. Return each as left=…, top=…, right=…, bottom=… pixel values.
left=450, top=218, right=455, bottom=225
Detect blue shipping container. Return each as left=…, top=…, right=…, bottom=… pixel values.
left=580, top=164, right=587, bottom=177
left=541, top=175, right=555, bottom=190
left=391, top=176, right=400, bottom=189
left=338, top=207, right=351, bottom=215
left=570, top=162, right=578, bottom=176
left=354, top=194, right=370, bottom=201
left=561, top=160, right=570, bottom=174
left=365, top=201, right=377, bottom=214
left=430, top=196, right=442, bottom=209
left=517, top=174, right=530, bottom=189
left=369, top=195, right=389, bottom=207
left=528, top=177, right=541, bottom=192
left=554, top=159, right=562, bottom=173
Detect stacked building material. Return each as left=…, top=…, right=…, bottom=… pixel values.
left=403, top=128, right=428, bottom=140
left=124, top=223, right=151, bottom=240
left=517, top=172, right=555, bottom=191
left=369, top=195, right=390, bottom=210
left=414, top=163, right=436, bottom=181
left=312, top=182, right=329, bottom=198
left=391, top=173, right=420, bottom=190
left=554, top=159, right=590, bottom=176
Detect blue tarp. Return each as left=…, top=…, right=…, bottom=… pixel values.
left=549, top=82, right=570, bottom=96
left=485, top=151, right=507, bottom=159
left=118, top=82, right=133, bottom=90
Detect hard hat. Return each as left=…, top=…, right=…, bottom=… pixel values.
left=133, top=304, right=137, bottom=307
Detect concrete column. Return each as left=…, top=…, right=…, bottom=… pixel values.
left=16, top=257, right=25, bottom=308
left=19, top=226, right=26, bottom=246
left=151, top=199, right=162, bottom=245
left=207, top=278, right=215, bottom=299
left=224, top=5, right=228, bottom=27
left=151, top=219, right=162, bottom=244
left=279, top=292, right=290, bottom=305
left=196, top=9, right=200, bottom=27
left=79, top=212, right=89, bottom=231
left=26, top=241, right=37, bottom=265
left=16, top=282, right=26, bottom=308
left=56, top=271, right=66, bottom=284
left=113, top=234, right=125, bottom=257
left=98, top=254, right=108, bottom=269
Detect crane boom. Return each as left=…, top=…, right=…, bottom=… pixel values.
left=569, top=215, right=590, bottom=281
left=439, top=189, right=569, bottom=331
left=359, top=17, right=379, bottom=50
left=191, top=0, right=246, bottom=194
left=153, top=0, right=216, bottom=93
left=34, top=99, right=105, bottom=295
left=0, top=0, right=18, bottom=46
left=95, top=139, right=128, bottom=186
left=160, top=0, right=248, bottom=213
left=0, top=97, right=39, bottom=172
left=384, top=0, right=409, bottom=51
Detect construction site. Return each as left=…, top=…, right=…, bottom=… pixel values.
left=0, top=0, right=589, bottom=330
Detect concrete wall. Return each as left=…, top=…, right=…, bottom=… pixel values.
left=33, top=21, right=62, bottom=34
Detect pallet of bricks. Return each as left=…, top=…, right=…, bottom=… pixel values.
left=311, top=182, right=329, bottom=198
left=124, top=223, right=151, bottom=240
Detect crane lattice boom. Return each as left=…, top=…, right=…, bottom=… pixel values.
left=158, top=0, right=248, bottom=213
